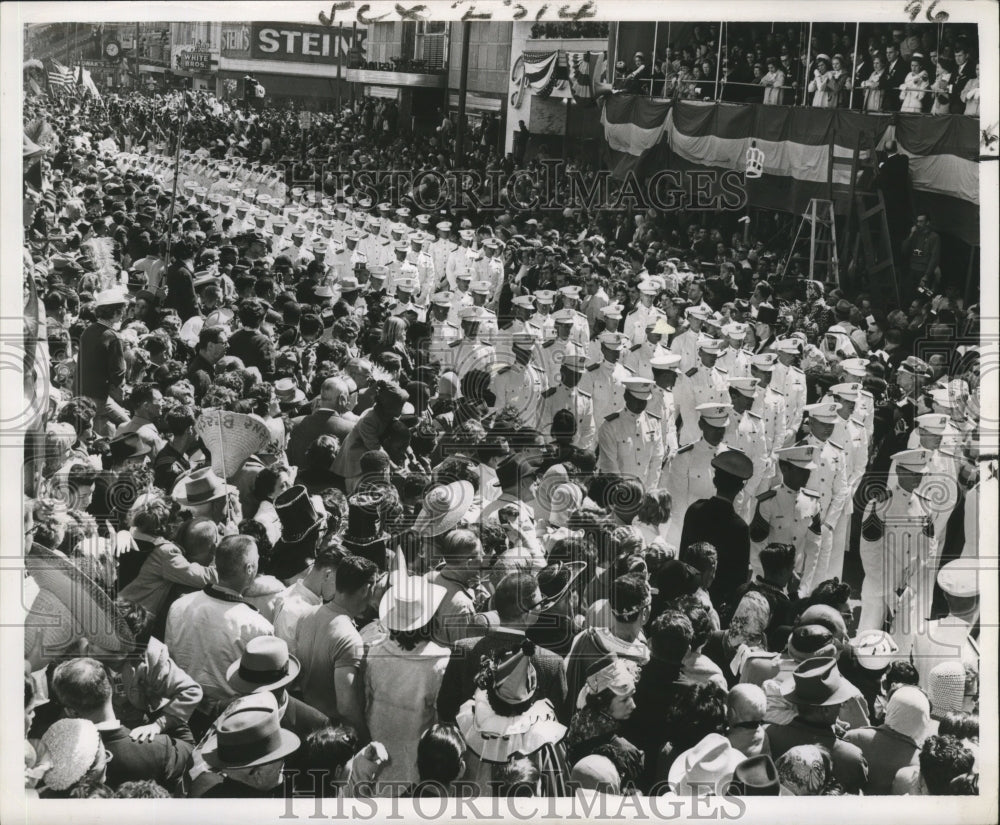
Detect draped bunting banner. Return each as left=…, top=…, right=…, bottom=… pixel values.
left=568, top=51, right=607, bottom=104
left=523, top=51, right=560, bottom=99
left=598, top=96, right=980, bottom=245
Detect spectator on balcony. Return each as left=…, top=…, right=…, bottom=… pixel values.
left=859, top=54, right=889, bottom=112
left=882, top=43, right=908, bottom=111
left=929, top=57, right=955, bottom=115
left=830, top=55, right=850, bottom=107
left=698, top=60, right=717, bottom=102
left=760, top=58, right=785, bottom=106
left=960, top=64, right=979, bottom=116
left=778, top=50, right=802, bottom=106
left=899, top=55, right=930, bottom=113
left=807, top=55, right=839, bottom=109
left=948, top=45, right=974, bottom=114
left=623, top=52, right=651, bottom=95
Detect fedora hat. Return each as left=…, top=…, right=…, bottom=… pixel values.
left=226, top=636, right=301, bottom=694
left=173, top=467, right=232, bottom=507
left=274, top=377, right=307, bottom=406
left=274, top=485, right=325, bottom=543
left=378, top=550, right=447, bottom=632
left=781, top=656, right=857, bottom=707
left=730, top=755, right=790, bottom=796
left=667, top=732, right=746, bottom=797
left=198, top=692, right=300, bottom=770
left=109, top=431, right=151, bottom=463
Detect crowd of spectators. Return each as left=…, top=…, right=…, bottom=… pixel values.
left=615, top=22, right=979, bottom=114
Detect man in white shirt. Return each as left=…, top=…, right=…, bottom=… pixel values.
left=165, top=535, right=273, bottom=717
left=270, top=547, right=343, bottom=655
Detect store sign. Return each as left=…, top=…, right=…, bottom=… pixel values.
left=221, top=23, right=251, bottom=57
left=179, top=50, right=213, bottom=72
left=250, top=22, right=366, bottom=64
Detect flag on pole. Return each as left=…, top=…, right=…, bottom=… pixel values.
left=45, top=58, right=75, bottom=92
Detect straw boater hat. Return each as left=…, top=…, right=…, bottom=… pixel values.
left=378, top=549, right=447, bottom=633
left=411, top=480, right=476, bottom=537
left=196, top=691, right=300, bottom=771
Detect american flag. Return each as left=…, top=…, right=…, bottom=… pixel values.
left=45, top=58, right=75, bottom=91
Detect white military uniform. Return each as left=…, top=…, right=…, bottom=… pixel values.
left=623, top=341, right=671, bottom=380
left=539, top=337, right=585, bottom=384
left=669, top=327, right=701, bottom=372
left=825, top=413, right=869, bottom=583
left=597, top=408, right=664, bottom=490
left=749, top=484, right=823, bottom=583
left=718, top=346, right=752, bottom=379
left=646, top=385, right=679, bottom=469
left=674, top=365, right=730, bottom=446
left=447, top=336, right=495, bottom=379
left=539, top=382, right=596, bottom=451
left=491, top=361, right=548, bottom=429
left=664, top=438, right=722, bottom=551
left=858, top=481, right=936, bottom=634
left=751, top=384, right=788, bottom=490
left=797, top=433, right=849, bottom=596
left=579, top=360, right=633, bottom=424
left=623, top=302, right=662, bottom=347
left=726, top=407, right=768, bottom=522
left=428, top=319, right=461, bottom=366
left=772, top=361, right=807, bottom=444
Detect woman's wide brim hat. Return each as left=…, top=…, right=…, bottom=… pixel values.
left=411, top=480, right=475, bottom=537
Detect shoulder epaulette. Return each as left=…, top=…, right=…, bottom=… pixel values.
left=757, top=488, right=778, bottom=502
left=748, top=411, right=762, bottom=420
left=859, top=389, right=874, bottom=399
left=444, top=322, right=459, bottom=330
left=686, top=367, right=699, bottom=377
left=449, top=339, right=463, bottom=348
left=716, top=366, right=728, bottom=374
left=647, top=412, right=661, bottom=421
left=769, top=386, right=785, bottom=397
left=630, top=343, right=643, bottom=352
left=829, top=440, right=844, bottom=450
left=677, top=443, right=695, bottom=455
left=541, top=386, right=557, bottom=398
left=850, top=417, right=865, bottom=428
left=542, top=339, right=555, bottom=348
left=604, top=412, right=620, bottom=422
left=790, top=366, right=804, bottom=374
left=801, top=488, right=821, bottom=498
left=497, top=366, right=511, bottom=375
left=578, top=389, right=592, bottom=398
left=586, top=363, right=600, bottom=372
left=621, top=364, right=636, bottom=374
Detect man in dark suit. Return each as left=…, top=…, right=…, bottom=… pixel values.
left=436, top=571, right=569, bottom=724
left=226, top=298, right=276, bottom=379
left=882, top=44, right=908, bottom=112
left=680, top=449, right=754, bottom=614
left=286, top=376, right=359, bottom=467
left=52, top=657, right=194, bottom=792
left=163, top=235, right=200, bottom=322
left=948, top=45, right=973, bottom=114
left=876, top=140, right=914, bottom=261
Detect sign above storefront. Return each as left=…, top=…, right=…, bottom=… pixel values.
left=250, top=22, right=366, bottom=65
left=178, top=50, right=213, bottom=72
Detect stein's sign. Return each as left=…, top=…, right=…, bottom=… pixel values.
left=250, top=22, right=366, bottom=65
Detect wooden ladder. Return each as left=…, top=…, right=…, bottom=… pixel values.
left=781, top=198, right=839, bottom=286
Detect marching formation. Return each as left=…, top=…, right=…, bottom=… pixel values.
left=21, top=84, right=986, bottom=802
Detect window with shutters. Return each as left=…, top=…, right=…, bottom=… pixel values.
left=414, top=21, right=447, bottom=70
